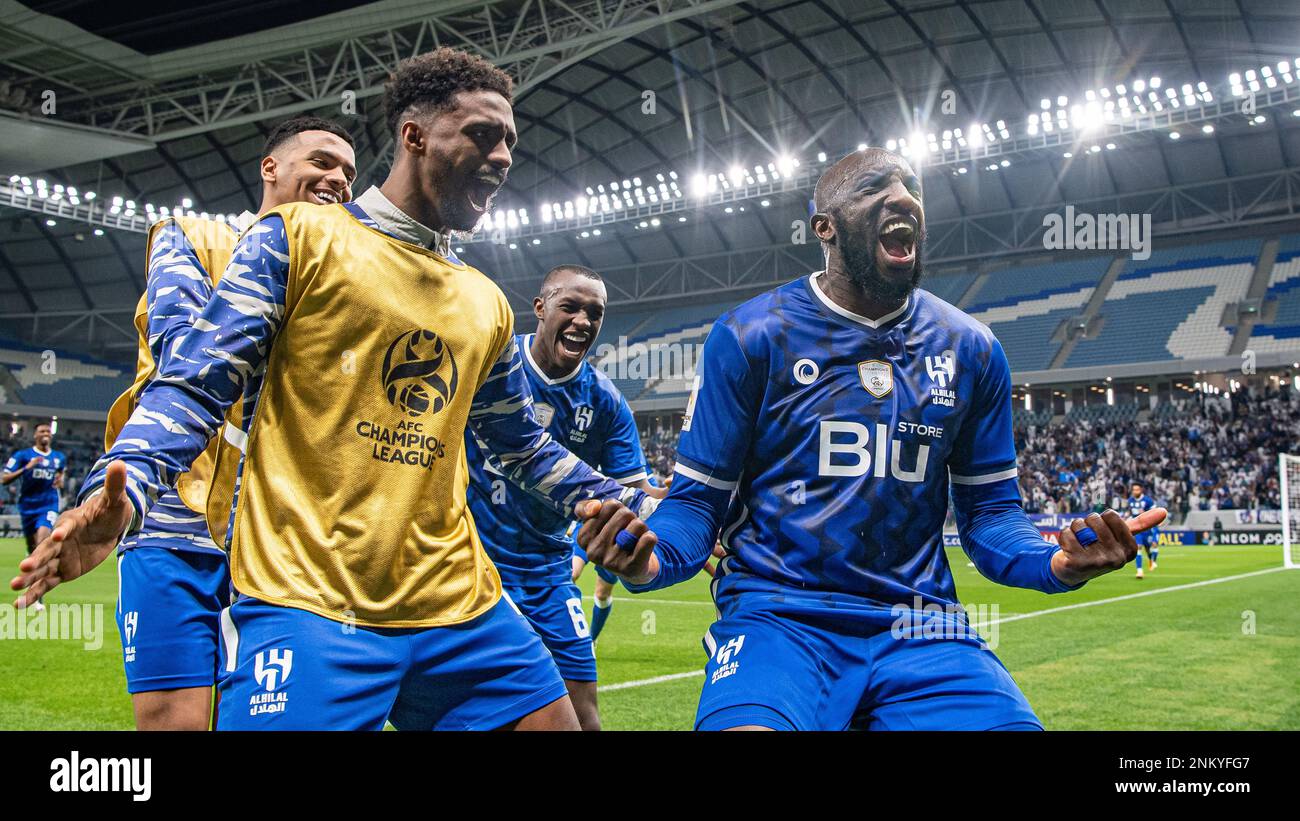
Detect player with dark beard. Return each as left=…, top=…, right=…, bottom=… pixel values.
left=574, top=148, right=1166, bottom=730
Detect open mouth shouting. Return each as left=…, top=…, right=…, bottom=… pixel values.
left=878, top=214, right=918, bottom=269
left=556, top=328, right=592, bottom=362
left=469, top=172, right=505, bottom=213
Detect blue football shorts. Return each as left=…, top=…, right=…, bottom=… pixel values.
left=695, top=590, right=1042, bottom=731
left=503, top=582, right=596, bottom=682
left=215, top=594, right=568, bottom=730
left=116, top=547, right=232, bottom=693
left=19, top=506, right=58, bottom=539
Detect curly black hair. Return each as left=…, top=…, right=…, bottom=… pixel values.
left=382, top=47, right=514, bottom=137
left=262, top=115, right=355, bottom=158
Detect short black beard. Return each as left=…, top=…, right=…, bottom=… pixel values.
left=839, top=223, right=924, bottom=303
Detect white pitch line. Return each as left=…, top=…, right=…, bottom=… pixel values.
left=987, top=565, right=1288, bottom=626
left=597, top=565, right=1292, bottom=693
left=598, top=669, right=704, bottom=692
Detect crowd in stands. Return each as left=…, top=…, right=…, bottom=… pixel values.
left=1017, top=387, right=1295, bottom=519
left=641, top=425, right=679, bottom=482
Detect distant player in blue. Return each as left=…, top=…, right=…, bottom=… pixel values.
left=2, top=422, right=66, bottom=610
left=1128, top=482, right=1159, bottom=578
left=576, top=149, right=1166, bottom=730
left=467, top=264, right=664, bottom=731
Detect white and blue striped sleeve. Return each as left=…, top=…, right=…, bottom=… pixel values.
left=79, top=217, right=290, bottom=524
left=144, top=220, right=217, bottom=369
left=467, top=335, right=654, bottom=520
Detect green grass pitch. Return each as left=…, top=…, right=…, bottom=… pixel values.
left=1, top=537, right=1296, bottom=730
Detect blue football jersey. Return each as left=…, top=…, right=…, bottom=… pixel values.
left=676, top=273, right=1020, bottom=613
left=467, top=334, right=648, bottom=585
left=1126, top=494, right=1156, bottom=519
left=5, top=448, right=66, bottom=509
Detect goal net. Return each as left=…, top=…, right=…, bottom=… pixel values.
left=1282, top=454, right=1300, bottom=569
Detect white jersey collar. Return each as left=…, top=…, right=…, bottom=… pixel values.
left=522, top=333, right=585, bottom=386
left=809, top=270, right=911, bottom=330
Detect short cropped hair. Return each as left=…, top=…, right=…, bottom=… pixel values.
left=262, top=115, right=355, bottom=159
left=382, top=47, right=514, bottom=137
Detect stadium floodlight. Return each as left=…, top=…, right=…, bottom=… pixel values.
left=531, top=238, right=540, bottom=245
left=182, top=197, right=193, bottom=208
left=1169, top=131, right=1181, bottom=139
left=1204, top=124, right=1215, bottom=134
left=817, top=151, right=827, bottom=162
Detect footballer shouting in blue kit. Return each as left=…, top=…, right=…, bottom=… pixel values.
left=577, top=148, right=1167, bottom=731
left=466, top=265, right=665, bottom=730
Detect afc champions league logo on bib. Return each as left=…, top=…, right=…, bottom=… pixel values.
left=381, top=329, right=459, bottom=417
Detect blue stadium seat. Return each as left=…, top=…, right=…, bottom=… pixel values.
left=0, top=336, right=132, bottom=412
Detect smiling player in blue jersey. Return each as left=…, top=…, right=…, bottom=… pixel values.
left=577, top=148, right=1167, bottom=731
left=1128, top=482, right=1159, bottom=578
left=467, top=265, right=665, bottom=730
left=2, top=422, right=66, bottom=609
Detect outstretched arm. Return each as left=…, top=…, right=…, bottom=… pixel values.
left=79, top=217, right=289, bottom=517
left=467, top=335, right=656, bottom=521
left=950, top=337, right=1165, bottom=591
left=11, top=218, right=290, bottom=606
left=577, top=320, right=760, bottom=590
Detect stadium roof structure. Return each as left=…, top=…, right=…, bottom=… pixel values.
left=2, top=0, right=1300, bottom=364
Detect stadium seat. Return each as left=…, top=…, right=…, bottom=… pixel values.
left=1246, top=232, right=1300, bottom=353
left=1065, top=239, right=1260, bottom=367
left=966, top=257, right=1111, bottom=371
left=0, top=337, right=132, bottom=412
